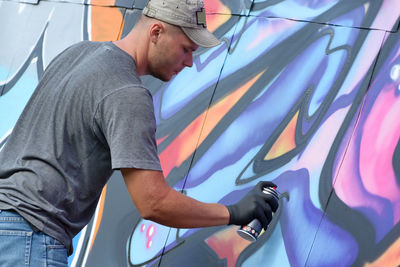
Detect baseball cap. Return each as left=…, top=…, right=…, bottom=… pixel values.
left=142, top=0, right=221, bottom=48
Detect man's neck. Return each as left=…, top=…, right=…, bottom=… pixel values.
left=113, top=31, right=148, bottom=76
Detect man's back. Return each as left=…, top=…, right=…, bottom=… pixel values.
left=0, top=41, right=160, bottom=254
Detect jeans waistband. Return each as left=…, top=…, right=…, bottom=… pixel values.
left=0, top=209, right=40, bottom=232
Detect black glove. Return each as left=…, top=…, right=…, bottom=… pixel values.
left=226, top=181, right=279, bottom=230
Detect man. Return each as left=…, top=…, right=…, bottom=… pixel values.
left=0, top=0, right=279, bottom=265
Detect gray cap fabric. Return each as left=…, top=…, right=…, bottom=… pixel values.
left=143, top=0, right=221, bottom=48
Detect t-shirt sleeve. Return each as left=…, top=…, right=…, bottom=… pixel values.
left=93, top=86, right=162, bottom=171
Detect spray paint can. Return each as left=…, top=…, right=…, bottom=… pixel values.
left=237, top=186, right=279, bottom=242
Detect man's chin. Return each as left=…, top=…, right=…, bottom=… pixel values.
left=149, top=68, right=176, bottom=82
left=158, top=76, right=172, bottom=82
left=156, top=73, right=175, bottom=82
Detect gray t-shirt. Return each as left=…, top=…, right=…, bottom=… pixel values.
left=0, top=41, right=162, bottom=255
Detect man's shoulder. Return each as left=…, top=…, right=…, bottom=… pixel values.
left=62, top=40, right=101, bottom=55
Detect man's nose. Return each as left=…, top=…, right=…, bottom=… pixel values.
left=184, top=53, right=193, bottom=68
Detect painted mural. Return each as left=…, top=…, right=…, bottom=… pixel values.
left=0, top=0, right=399, bottom=266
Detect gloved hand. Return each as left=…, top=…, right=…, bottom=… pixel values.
left=226, top=181, right=279, bottom=230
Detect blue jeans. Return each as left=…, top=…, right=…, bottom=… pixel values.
left=0, top=210, right=68, bottom=267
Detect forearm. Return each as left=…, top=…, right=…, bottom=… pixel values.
left=122, top=168, right=229, bottom=229
left=146, top=187, right=229, bottom=228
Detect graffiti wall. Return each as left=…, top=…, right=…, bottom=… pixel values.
left=1, top=0, right=399, bottom=266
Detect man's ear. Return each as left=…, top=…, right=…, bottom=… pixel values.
left=149, top=23, right=164, bottom=44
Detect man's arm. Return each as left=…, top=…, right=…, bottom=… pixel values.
left=121, top=168, right=230, bottom=228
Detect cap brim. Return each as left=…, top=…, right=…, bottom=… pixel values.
left=181, top=27, right=221, bottom=48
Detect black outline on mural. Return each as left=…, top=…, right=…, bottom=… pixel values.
left=394, top=140, right=400, bottom=188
